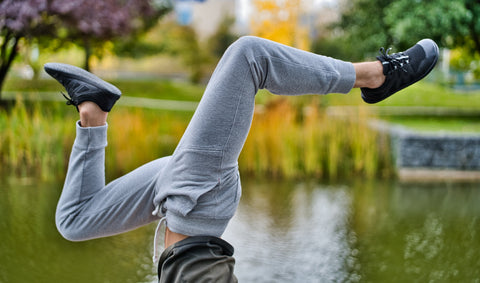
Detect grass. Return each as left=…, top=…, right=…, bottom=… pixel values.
left=0, top=98, right=76, bottom=180
left=387, top=116, right=480, bottom=134
left=3, top=77, right=205, bottom=101
left=376, top=81, right=480, bottom=108
left=2, top=76, right=479, bottom=180
left=239, top=99, right=393, bottom=179
left=0, top=98, right=191, bottom=180
left=5, top=75, right=480, bottom=107
left=0, top=95, right=393, bottom=181
left=302, top=79, right=480, bottom=109
left=105, top=107, right=189, bottom=179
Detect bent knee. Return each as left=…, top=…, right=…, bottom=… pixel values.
left=226, top=36, right=267, bottom=58
left=55, top=214, right=89, bottom=242
left=232, top=36, right=264, bottom=48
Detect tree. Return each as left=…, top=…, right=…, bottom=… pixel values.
left=159, top=21, right=212, bottom=84
left=338, top=0, right=480, bottom=60
left=49, top=0, right=171, bottom=71
left=385, top=0, right=480, bottom=79
left=337, top=0, right=394, bottom=60
left=0, top=0, right=55, bottom=98
left=385, top=0, right=470, bottom=50
left=250, top=0, right=309, bottom=50
left=0, top=0, right=171, bottom=99
left=208, top=16, right=238, bottom=58
left=463, top=0, right=480, bottom=56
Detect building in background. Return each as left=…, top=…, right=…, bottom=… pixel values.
left=187, top=0, right=341, bottom=45
left=175, top=0, right=238, bottom=40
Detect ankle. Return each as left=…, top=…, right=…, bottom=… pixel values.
left=79, top=102, right=108, bottom=127
left=353, top=61, right=385, bottom=89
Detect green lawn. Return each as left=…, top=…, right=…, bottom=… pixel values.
left=373, top=82, right=480, bottom=108
left=387, top=116, right=480, bottom=133
left=4, top=75, right=480, bottom=106
left=2, top=76, right=479, bottom=179
left=322, top=81, right=480, bottom=108
left=3, top=77, right=206, bottom=101
left=4, top=77, right=480, bottom=134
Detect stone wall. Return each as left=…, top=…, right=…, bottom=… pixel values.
left=394, top=134, right=480, bottom=170
left=370, top=120, right=480, bottom=181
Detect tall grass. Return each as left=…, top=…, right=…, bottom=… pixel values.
left=105, top=108, right=188, bottom=179
left=1, top=97, right=393, bottom=181
left=0, top=97, right=75, bottom=180
left=239, top=98, right=393, bottom=179
left=0, top=98, right=189, bottom=181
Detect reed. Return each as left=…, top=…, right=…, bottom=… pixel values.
left=1, top=96, right=393, bottom=181
left=0, top=97, right=75, bottom=180
left=105, top=108, right=188, bottom=179
left=0, top=99, right=188, bottom=180
left=239, top=98, right=393, bottom=179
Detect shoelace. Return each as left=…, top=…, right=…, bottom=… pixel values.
left=61, top=91, right=76, bottom=106
left=378, top=47, right=409, bottom=75
left=59, top=78, right=88, bottom=108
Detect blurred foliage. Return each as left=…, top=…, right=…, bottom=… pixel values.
left=0, top=96, right=393, bottom=181
left=310, top=35, right=355, bottom=62
left=0, top=0, right=172, bottom=98
left=48, top=0, right=172, bottom=71
left=0, top=0, right=55, bottom=98
left=207, top=16, right=239, bottom=58
left=450, top=45, right=480, bottom=76
left=250, top=0, right=310, bottom=50
left=336, top=0, right=394, bottom=61
left=114, top=14, right=239, bottom=84
left=385, top=0, right=470, bottom=49
left=337, top=0, right=480, bottom=61
left=153, top=20, right=212, bottom=83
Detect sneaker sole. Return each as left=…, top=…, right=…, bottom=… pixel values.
left=44, top=63, right=122, bottom=98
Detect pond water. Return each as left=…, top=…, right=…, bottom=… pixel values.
left=1, top=177, right=479, bottom=282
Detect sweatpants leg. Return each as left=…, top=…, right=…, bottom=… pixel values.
left=153, top=36, right=356, bottom=237
left=56, top=36, right=356, bottom=241
left=55, top=122, right=168, bottom=241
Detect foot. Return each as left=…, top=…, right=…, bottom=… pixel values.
left=360, top=39, right=439, bottom=104
left=44, top=63, right=121, bottom=112
left=353, top=61, right=385, bottom=89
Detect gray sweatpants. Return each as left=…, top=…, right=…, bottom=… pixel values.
left=55, top=36, right=356, bottom=242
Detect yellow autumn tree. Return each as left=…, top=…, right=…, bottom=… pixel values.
left=250, top=0, right=310, bottom=50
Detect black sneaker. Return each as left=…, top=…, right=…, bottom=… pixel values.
left=361, top=39, right=439, bottom=104
left=44, top=63, right=121, bottom=112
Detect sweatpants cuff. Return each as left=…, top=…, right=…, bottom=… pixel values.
left=73, top=121, right=108, bottom=150
left=335, top=61, right=356, bottom=94
left=166, top=210, right=230, bottom=237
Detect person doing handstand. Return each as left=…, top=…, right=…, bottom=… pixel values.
left=45, top=36, right=439, bottom=282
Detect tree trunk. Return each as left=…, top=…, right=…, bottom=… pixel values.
left=466, top=1, right=480, bottom=56
left=84, top=38, right=91, bottom=72
left=470, top=20, right=480, bottom=56
left=0, top=34, right=20, bottom=101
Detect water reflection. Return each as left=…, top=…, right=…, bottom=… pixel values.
left=223, top=180, right=358, bottom=282
left=351, top=181, right=480, bottom=282
left=1, top=178, right=480, bottom=282
left=0, top=178, right=157, bottom=283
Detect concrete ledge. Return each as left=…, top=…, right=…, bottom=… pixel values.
left=327, top=106, right=480, bottom=117
left=398, top=168, right=480, bottom=182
